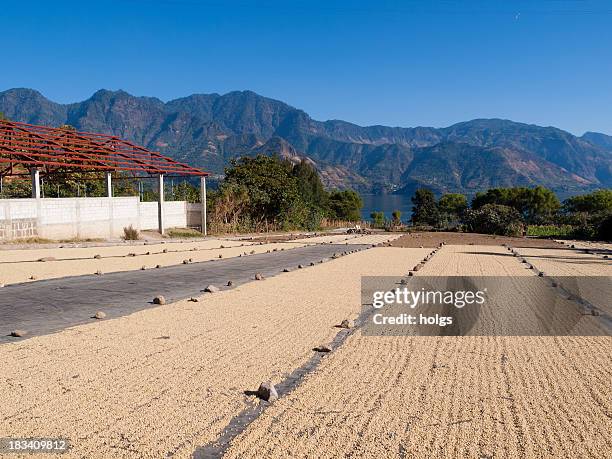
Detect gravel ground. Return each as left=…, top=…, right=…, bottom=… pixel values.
left=513, top=246, right=612, bottom=316
left=1, top=239, right=608, bottom=458
left=223, top=244, right=612, bottom=459
left=0, top=234, right=396, bottom=285
left=390, top=232, right=563, bottom=248
left=0, top=245, right=419, bottom=458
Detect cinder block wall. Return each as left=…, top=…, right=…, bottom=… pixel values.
left=0, top=197, right=189, bottom=240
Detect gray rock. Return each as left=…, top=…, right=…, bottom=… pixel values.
left=93, top=311, right=106, bottom=319
left=256, top=381, right=278, bottom=402
left=153, top=295, right=166, bottom=305
left=204, top=285, right=220, bottom=293
left=314, top=344, right=333, bottom=352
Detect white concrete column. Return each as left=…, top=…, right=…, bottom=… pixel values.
left=158, top=174, right=165, bottom=235
left=200, top=176, right=207, bottom=236
left=31, top=169, right=41, bottom=199
left=106, top=172, right=113, bottom=198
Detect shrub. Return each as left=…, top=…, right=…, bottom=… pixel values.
left=527, top=225, right=574, bottom=238
left=165, top=227, right=203, bottom=238
left=370, top=211, right=386, bottom=228
left=597, top=214, right=612, bottom=241
left=123, top=225, right=140, bottom=240
left=463, top=204, right=524, bottom=236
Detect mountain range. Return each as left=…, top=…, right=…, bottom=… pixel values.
left=1, top=87, right=611, bottom=198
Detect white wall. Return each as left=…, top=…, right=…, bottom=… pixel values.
left=0, top=197, right=190, bottom=240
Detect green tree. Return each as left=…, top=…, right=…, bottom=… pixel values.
left=223, top=155, right=299, bottom=225
left=328, top=190, right=363, bottom=221
left=563, top=189, right=612, bottom=214
left=438, top=193, right=467, bottom=227
left=472, top=186, right=559, bottom=224
left=411, top=188, right=439, bottom=226
left=370, top=211, right=385, bottom=228
left=561, top=189, right=612, bottom=239
left=172, top=181, right=200, bottom=203
left=391, top=209, right=402, bottom=225
left=463, top=204, right=524, bottom=236
left=292, top=160, right=328, bottom=210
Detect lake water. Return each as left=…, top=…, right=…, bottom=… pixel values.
left=360, top=194, right=412, bottom=222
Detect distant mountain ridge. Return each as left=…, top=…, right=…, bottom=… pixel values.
left=1, top=87, right=611, bottom=197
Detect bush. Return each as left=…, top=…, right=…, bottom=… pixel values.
left=370, top=211, right=385, bottom=228
left=463, top=204, right=524, bottom=236
left=165, top=227, right=203, bottom=238
left=527, top=225, right=574, bottom=238
left=123, top=225, right=140, bottom=240
left=597, top=214, right=612, bottom=241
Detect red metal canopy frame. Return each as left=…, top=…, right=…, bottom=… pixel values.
left=0, top=120, right=208, bottom=178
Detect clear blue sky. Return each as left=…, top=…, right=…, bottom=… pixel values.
left=1, top=0, right=611, bottom=135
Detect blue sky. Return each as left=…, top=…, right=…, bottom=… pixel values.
left=1, top=0, right=611, bottom=135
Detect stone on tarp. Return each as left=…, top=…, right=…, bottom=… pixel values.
left=314, top=344, right=332, bottom=352
left=153, top=295, right=166, bottom=305
left=256, top=381, right=278, bottom=402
